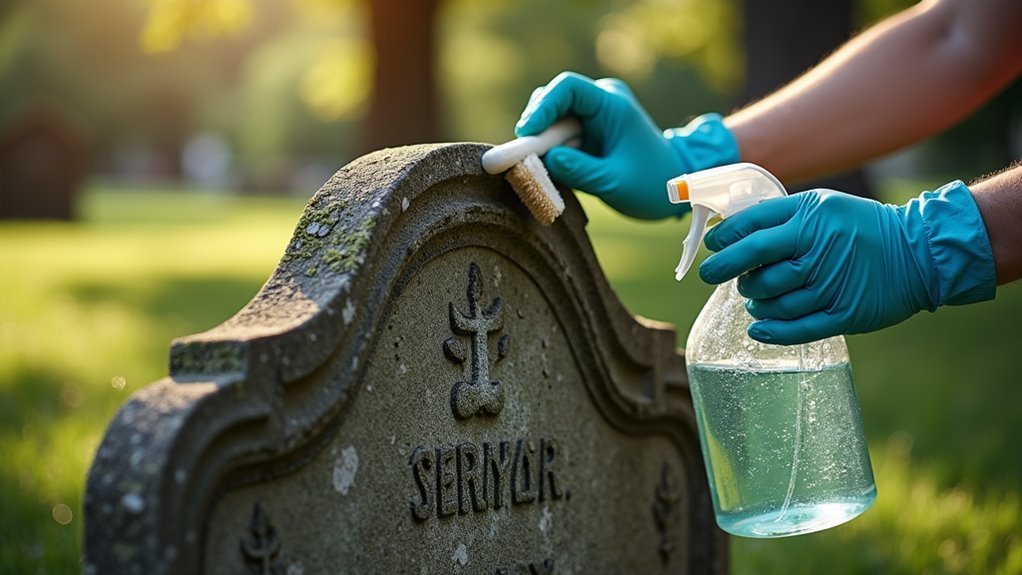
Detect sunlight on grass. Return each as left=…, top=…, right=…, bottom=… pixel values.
left=0, top=184, right=307, bottom=571
left=734, top=437, right=1022, bottom=574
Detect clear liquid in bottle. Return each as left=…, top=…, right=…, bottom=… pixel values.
left=686, top=280, right=876, bottom=537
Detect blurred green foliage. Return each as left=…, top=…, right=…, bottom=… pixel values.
left=0, top=0, right=729, bottom=187
left=2, top=0, right=1017, bottom=185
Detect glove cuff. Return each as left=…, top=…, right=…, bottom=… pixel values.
left=904, top=180, right=997, bottom=308
left=663, top=113, right=740, bottom=172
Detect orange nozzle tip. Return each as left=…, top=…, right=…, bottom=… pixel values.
left=673, top=180, right=689, bottom=201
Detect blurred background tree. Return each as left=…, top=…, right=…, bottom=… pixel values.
left=2, top=0, right=1017, bottom=206
left=742, top=0, right=872, bottom=197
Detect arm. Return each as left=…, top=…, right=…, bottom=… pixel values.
left=726, top=0, right=1022, bottom=183
left=972, top=164, right=1022, bottom=284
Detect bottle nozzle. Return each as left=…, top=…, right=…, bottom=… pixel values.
left=666, top=178, right=689, bottom=204
left=667, top=162, right=788, bottom=282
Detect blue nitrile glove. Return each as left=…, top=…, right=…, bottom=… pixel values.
left=515, top=71, right=739, bottom=220
left=698, top=181, right=997, bottom=345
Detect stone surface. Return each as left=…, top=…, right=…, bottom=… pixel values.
left=84, top=143, right=725, bottom=574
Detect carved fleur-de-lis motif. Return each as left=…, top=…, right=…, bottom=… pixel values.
left=241, top=503, right=283, bottom=575
left=445, top=263, right=508, bottom=419
left=653, top=462, right=682, bottom=564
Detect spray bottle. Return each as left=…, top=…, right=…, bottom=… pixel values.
left=668, top=163, right=876, bottom=538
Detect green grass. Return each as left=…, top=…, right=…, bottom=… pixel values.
left=2, top=180, right=1020, bottom=573
left=0, top=184, right=309, bottom=573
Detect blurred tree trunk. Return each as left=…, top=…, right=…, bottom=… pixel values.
left=742, top=0, right=875, bottom=198
left=365, top=0, right=441, bottom=152
left=145, top=90, right=188, bottom=181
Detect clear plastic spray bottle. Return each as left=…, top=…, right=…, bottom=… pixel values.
left=668, top=163, right=876, bottom=538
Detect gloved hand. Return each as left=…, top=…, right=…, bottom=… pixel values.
left=515, top=71, right=738, bottom=220
left=698, top=181, right=997, bottom=344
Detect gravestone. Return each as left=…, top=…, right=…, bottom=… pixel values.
left=0, top=110, right=85, bottom=220
left=84, top=143, right=726, bottom=574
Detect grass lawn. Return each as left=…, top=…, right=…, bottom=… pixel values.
left=2, top=180, right=1020, bottom=573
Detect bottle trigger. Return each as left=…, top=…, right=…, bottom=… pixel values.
left=675, top=205, right=711, bottom=281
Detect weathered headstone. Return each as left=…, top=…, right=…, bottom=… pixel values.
left=84, top=143, right=725, bottom=574
left=0, top=110, right=85, bottom=220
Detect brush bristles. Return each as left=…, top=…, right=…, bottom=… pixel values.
left=504, top=154, right=565, bottom=226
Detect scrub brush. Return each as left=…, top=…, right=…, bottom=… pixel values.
left=481, top=117, right=581, bottom=225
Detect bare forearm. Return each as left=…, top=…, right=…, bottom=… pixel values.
left=971, top=165, right=1022, bottom=285
left=725, top=0, right=1022, bottom=184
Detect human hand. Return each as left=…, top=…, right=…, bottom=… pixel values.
left=515, top=71, right=738, bottom=220
left=698, top=181, right=996, bottom=344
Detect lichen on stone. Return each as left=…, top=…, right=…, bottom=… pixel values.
left=283, top=196, right=377, bottom=279
left=170, top=341, right=245, bottom=376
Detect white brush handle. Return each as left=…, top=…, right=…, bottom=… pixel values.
left=481, top=117, right=582, bottom=174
